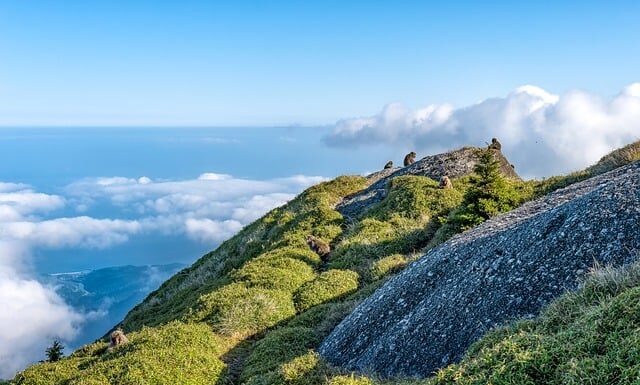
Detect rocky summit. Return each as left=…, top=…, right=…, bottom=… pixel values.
left=338, top=146, right=519, bottom=218
left=319, top=161, right=640, bottom=377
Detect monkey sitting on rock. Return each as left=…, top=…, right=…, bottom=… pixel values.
left=107, top=329, right=129, bottom=352
left=306, top=235, right=330, bottom=260
left=384, top=160, right=393, bottom=169
left=488, top=138, right=502, bottom=151
left=439, top=175, right=453, bottom=189
left=403, top=152, right=416, bottom=167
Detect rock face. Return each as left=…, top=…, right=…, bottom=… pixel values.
left=320, top=162, right=640, bottom=377
left=338, top=146, right=518, bottom=218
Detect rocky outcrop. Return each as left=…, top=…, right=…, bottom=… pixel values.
left=338, top=147, right=518, bottom=218
left=320, top=161, right=640, bottom=377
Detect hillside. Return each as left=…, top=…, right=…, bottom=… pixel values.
left=12, top=142, right=640, bottom=385
left=320, top=161, right=640, bottom=376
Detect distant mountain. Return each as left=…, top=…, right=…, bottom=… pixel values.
left=43, top=263, right=185, bottom=349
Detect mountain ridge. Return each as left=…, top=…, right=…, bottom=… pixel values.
left=320, top=160, right=640, bottom=376
left=13, top=141, right=640, bottom=385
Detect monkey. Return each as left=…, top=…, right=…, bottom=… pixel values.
left=403, top=152, right=416, bottom=167
left=384, top=160, right=393, bottom=169
left=107, top=329, right=128, bottom=352
left=306, top=235, right=330, bottom=260
left=439, top=175, right=453, bottom=189
left=487, top=138, right=502, bottom=151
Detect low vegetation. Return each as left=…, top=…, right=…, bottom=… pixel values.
left=14, top=142, right=639, bottom=385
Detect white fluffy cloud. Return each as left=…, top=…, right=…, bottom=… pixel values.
left=324, top=84, right=640, bottom=177
left=0, top=172, right=323, bottom=377
left=184, top=218, right=244, bottom=243
left=0, top=241, right=83, bottom=379
left=64, top=173, right=325, bottom=242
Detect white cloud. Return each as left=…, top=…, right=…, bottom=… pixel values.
left=197, top=172, right=232, bottom=181
left=324, top=84, right=640, bottom=177
left=2, top=217, right=142, bottom=249
left=0, top=188, right=64, bottom=222
left=0, top=172, right=324, bottom=376
left=0, top=241, right=83, bottom=379
left=184, top=218, right=244, bottom=243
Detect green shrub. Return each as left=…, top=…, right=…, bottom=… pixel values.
left=192, top=283, right=296, bottom=337
left=244, top=352, right=332, bottom=385
left=450, top=149, right=523, bottom=230
left=241, top=327, right=321, bottom=382
left=368, top=254, right=408, bottom=281
left=14, top=322, right=227, bottom=385
left=280, top=351, right=330, bottom=385
left=233, top=254, right=317, bottom=292
left=294, top=270, right=360, bottom=312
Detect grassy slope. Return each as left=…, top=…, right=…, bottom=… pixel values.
left=15, top=173, right=477, bottom=385
left=14, top=141, right=639, bottom=385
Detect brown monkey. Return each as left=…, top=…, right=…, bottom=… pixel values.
left=488, top=138, right=502, bottom=151
left=383, top=160, right=393, bottom=169
left=107, top=329, right=128, bottom=352
left=439, top=175, right=453, bottom=189
left=306, top=235, right=330, bottom=260
left=403, top=152, right=416, bottom=166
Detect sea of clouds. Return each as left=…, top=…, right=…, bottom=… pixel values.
left=0, top=174, right=324, bottom=378
left=324, top=83, right=640, bottom=178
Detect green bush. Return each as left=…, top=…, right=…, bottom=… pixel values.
left=244, top=351, right=332, bottom=385
left=450, top=149, right=523, bottom=230
left=192, top=283, right=296, bottom=337
left=233, top=253, right=317, bottom=292
left=294, top=270, right=360, bottom=312
left=241, top=327, right=321, bottom=382
left=14, top=322, right=227, bottom=385
left=368, top=254, right=408, bottom=281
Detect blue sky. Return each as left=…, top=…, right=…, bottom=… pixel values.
left=1, top=1, right=640, bottom=126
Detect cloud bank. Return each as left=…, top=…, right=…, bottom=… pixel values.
left=0, top=172, right=323, bottom=377
left=0, top=187, right=83, bottom=379
left=324, top=84, right=640, bottom=177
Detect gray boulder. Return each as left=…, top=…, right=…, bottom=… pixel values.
left=320, top=161, right=640, bottom=377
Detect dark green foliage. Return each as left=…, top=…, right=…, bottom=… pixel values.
left=427, top=150, right=530, bottom=248
left=45, top=340, right=64, bottom=363
left=450, top=149, right=523, bottom=230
